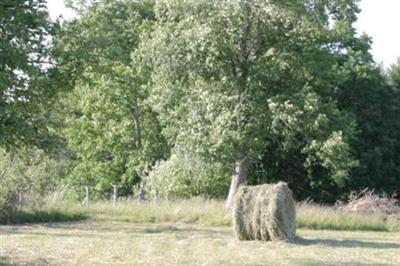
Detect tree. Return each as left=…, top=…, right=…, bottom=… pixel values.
left=388, top=58, right=400, bottom=88
left=138, top=0, right=359, bottom=206
left=0, top=0, right=59, bottom=149
left=326, top=33, right=400, bottom=199
left=56, top=0, right=168, bottom=195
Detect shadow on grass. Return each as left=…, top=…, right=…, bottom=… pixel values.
left=39, top=221, right=232, bottom=236
left=2, top=221, right=400, bottom=251
left=295, top=236, right=400, bottom=249
left=0, top=222, right=232, bottom=240
left=0, top=256, right=54, bottom=266
left=142, top=225, right=231, bottom=235
left=292, top=258, right=397, bottom=266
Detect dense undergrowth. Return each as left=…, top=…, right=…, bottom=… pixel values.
left=0, top=208, right=87, bottom=224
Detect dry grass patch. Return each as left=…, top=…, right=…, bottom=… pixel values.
left=1, top=221, right=400, bottom=266
left=297, top=202, right=400, bottom=232
left=85, top=198, right=231, bottom=226
left=4, top=197, right=400, bottom=233
left=337, top=189, right=400, bottom=215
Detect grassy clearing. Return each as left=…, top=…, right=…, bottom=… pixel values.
left=84, top=199, right=400, bottom=232
left=1, top=221, right=400, bottom=266
left=2, top=198, right=400, bottom=232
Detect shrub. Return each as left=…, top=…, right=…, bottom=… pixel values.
left=144, top=152, right=230, bottom=199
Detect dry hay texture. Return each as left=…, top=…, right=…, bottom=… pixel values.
left=233, top=182, right=296, bottom=242
left=338, top=189, right=400, bottom=215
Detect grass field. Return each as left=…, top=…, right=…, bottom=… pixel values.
left=1, top=199, right=400, bottom=265
left=4, top=199, right=399, bottom=232
left=1, top=221, right=400, bottom=266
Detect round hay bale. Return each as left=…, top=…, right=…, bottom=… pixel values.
left=232, top=182, right=296, bottom=242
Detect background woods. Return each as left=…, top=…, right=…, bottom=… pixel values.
left=1, top=0, right=400, bottom=214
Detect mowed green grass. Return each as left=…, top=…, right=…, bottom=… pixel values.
left=1, top=221, right=400, bottom=266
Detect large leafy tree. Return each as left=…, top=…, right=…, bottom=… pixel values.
left=337, top=54, right=400, bottom=197
left=0, top=0, right=72, bottom=217
left=56, top=0, right=168, bottom=195
left=139, top=0, right=359, bottom=206
left=0, top=0, right=58, bottom=149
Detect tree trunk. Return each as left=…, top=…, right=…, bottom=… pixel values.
left=225, top=155, right=249, bottom=209
left=131, top=103, right=141, bottom=149
left=225, top=3, right=253, bottom=210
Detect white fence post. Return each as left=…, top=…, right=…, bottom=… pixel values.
left=153, top=188, right=159, bottom=203
left=18, top=191, right=23, bottom=208
left=84, top=186, right=89, bottom=206
left=112, top=185, right=118, bottom=207
left=138, top=183, right=145, bottom=202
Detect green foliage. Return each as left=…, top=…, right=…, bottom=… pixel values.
left=0, top=148, right=70, bottom=222
left=268, top=89, right=357, bottom=181
left=0, top=185, right=85, bottom=224
left=0, top=0, right=60, bottom=149
left=63, top=78, right=167, bottom=196
left=248, top=88, right=357, bottom=202
left=139, top=0, right=360, bottom=201
left=388, top=58, right=400, bottom=88
left=145, top=150, right=230, bottom=199
left=56, top=0, right=167, bottom=195
left=330, top=39, right=400, bottom=198
left=7, top=0, right=395, bottom=204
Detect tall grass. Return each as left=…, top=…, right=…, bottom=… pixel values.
left=84, top=198, right=231, bottom=226
left=2, top=198, right=399, bottom=232
left=297, top=202, right=400, bottom=232
left=1, top=209, right=87, bottom=224
left=0, top=201, right=87, bottom=224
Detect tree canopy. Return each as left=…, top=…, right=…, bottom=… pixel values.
left=0, top=0, right=60, bottom=149
left=138, top=0, right=360, bottom=204
left=1, top=0, right=399, bottom=204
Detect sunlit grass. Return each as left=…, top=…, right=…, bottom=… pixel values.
left=297, top=202, right=400, bottom=232
left=84, top=198, right=231, bottom=226
left=2, top=198, right=400, bottom=232
left=1, top=221, right=400, bottom=266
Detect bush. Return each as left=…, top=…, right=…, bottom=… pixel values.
left=0, top=148, right=73, bottom=223
left=0, top=186, right=85, bottom=224
left=0, top=187, right=13, bottom=223
left=144, top=151, right=230, bottom=199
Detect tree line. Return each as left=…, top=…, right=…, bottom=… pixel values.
left=1, top=0, right=400, bottom=208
